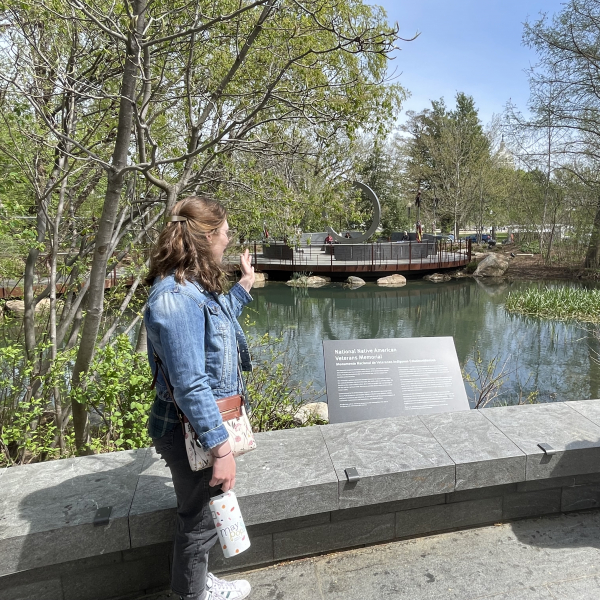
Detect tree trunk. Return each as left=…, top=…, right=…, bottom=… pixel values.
left=70, top=0, right=147, bottom=452
left=51, top=172, right=69, bottom=452
left=135, top=321, right=147, bottom=354
left=585, top=195, right=600, bottom=269
left=23, top=202, right=46, bottom=360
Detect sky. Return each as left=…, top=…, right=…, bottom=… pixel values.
left=374, top=0, right=567, bottom=126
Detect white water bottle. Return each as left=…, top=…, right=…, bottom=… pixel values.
left=209, top=489, right=251, bottom=558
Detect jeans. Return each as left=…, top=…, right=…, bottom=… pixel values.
left=154, top=423, right=219, bottom=599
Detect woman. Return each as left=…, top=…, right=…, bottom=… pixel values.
left=145, top=196, right=255, bottom=600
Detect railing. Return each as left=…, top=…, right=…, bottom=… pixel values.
left=249, top=239, right=472, bottom=272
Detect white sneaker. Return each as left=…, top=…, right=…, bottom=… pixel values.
left=206, top=572, right=251, bottom=599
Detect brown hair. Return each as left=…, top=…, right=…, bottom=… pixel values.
left=146, top=196, right=228, bottom=293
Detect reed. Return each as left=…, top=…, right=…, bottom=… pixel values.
left=505, top=287, right=600, bottom=323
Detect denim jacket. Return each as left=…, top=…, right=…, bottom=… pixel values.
left=145, top=274, right=253, bottom=449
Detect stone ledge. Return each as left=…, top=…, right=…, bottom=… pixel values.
left=481, top=402, right=600, bottom=480
left=0, top=448, right=147, bottom=577
left=4, top=400, right=600, bottom=594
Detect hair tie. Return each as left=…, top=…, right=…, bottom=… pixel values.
left=169, top=215, right=187, bottom=223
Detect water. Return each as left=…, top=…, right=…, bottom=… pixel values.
left=243, top=278, right=600, bottom=407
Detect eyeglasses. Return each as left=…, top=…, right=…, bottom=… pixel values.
left=215, top=228, right=237, bottom=241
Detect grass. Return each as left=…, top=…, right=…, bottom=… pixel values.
left=505, top=286, right=600, bottom=323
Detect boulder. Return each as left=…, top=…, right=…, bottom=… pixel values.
left=475, top=277, right=508, bottom=296
left=449, top=270, right=469, bottom=279
left=473, top=253, right=509, bottom=277
left=5, top=300, right=25, bottom=315
left=345, top=276, right=365, bottom=289
left=252, top=272, right=268, bottom=288
left=286, top=275, right=330, bottom=288
left=308, top=275, right=330, bottom=283
left=423, top=273, right=451, bottom=283
left=5, top=298, right=51, bottom=316
left=377, top=274, right=407, bottom=287
left=294, top=402, right=329, bottom=425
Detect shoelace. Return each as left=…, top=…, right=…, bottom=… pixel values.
left=207, top=575, right=239, bottom=592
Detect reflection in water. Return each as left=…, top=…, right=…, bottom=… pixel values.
left=243, top=279, right=600, bottom=406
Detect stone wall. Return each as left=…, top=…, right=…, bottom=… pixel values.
left=333, top=242, right=436, bottom=261
left=260, top=243, right=294, bottom=260
left=4, top=401, right=600, bottom=600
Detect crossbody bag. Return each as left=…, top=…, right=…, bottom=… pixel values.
left=151, top=349, right=257, bottom=471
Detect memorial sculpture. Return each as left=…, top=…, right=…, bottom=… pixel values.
left=326, top=181, right=381, bottom=243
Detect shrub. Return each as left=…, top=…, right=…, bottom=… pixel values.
left=464, top=260, right=478, bottom=273
left=0, top=322, right=324, bottom=466
left=519, top=240, right=540, bottom=254
left=244, top=325, right=324, bottom=432
left=505, top=286, right=600, bottom=322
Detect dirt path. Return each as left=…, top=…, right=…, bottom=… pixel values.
left=480, top=247, right=587, bottom=281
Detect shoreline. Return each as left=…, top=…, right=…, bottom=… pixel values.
left=473, top=249, right=593, bottom=282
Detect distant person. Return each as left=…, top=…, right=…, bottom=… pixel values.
left=402, top=231, right=409, bottom=241
left=344, top=232, right=351, bottom=239
left=325, top=234, right=334, bottom=244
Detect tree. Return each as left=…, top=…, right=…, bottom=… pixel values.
left=403, top=93, right=491, bottom=238
left=0, top=0, right=405, bottom=451
left=523, top=0, right=600, bottom=267
left=356, top=135, right=409, bottom=235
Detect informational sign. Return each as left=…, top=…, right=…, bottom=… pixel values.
left=323, top=337, right=470, bottom=424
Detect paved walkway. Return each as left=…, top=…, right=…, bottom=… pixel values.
left=138, top=509, right=600, bottom=600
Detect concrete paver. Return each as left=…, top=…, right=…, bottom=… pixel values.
left=136, top=509, right=600, bottom=600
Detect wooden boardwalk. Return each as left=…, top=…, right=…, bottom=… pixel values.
left=0, top=268, right=134, bottom=300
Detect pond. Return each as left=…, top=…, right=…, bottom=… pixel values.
left=243, top=278, right=600, bottom=407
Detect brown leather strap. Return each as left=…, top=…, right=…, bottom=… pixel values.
left=216, top=394, right=244, bottom=420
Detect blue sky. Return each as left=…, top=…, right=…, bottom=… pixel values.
left=375, top=0, right=567, bottom=126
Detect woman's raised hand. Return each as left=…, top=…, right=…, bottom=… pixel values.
left=239, top=248, right=255, bottom=292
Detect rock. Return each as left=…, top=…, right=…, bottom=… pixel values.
left=5, top=298, right=51, bottom=316
left=449, top=270, right=469, bottom=279
left=308, top=275, right=330, bottom=283
left=475, top=277, right=508, bottom=296
left=37, top=298, right=51, bottom=312
left=473, top=253, right=509, bottom=277
left=294, top=402, right=329, bottom=425
left=345, top=276, right=365, bottom=289
left=286, top=275, right=330, bottom=288
left=377, top=274, right=407, bottom=287
left=5, top=300, right=25, bottom=315
left=423, top=273, right=451, bottom=283
left=252, top=272, right=267, bottom=288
